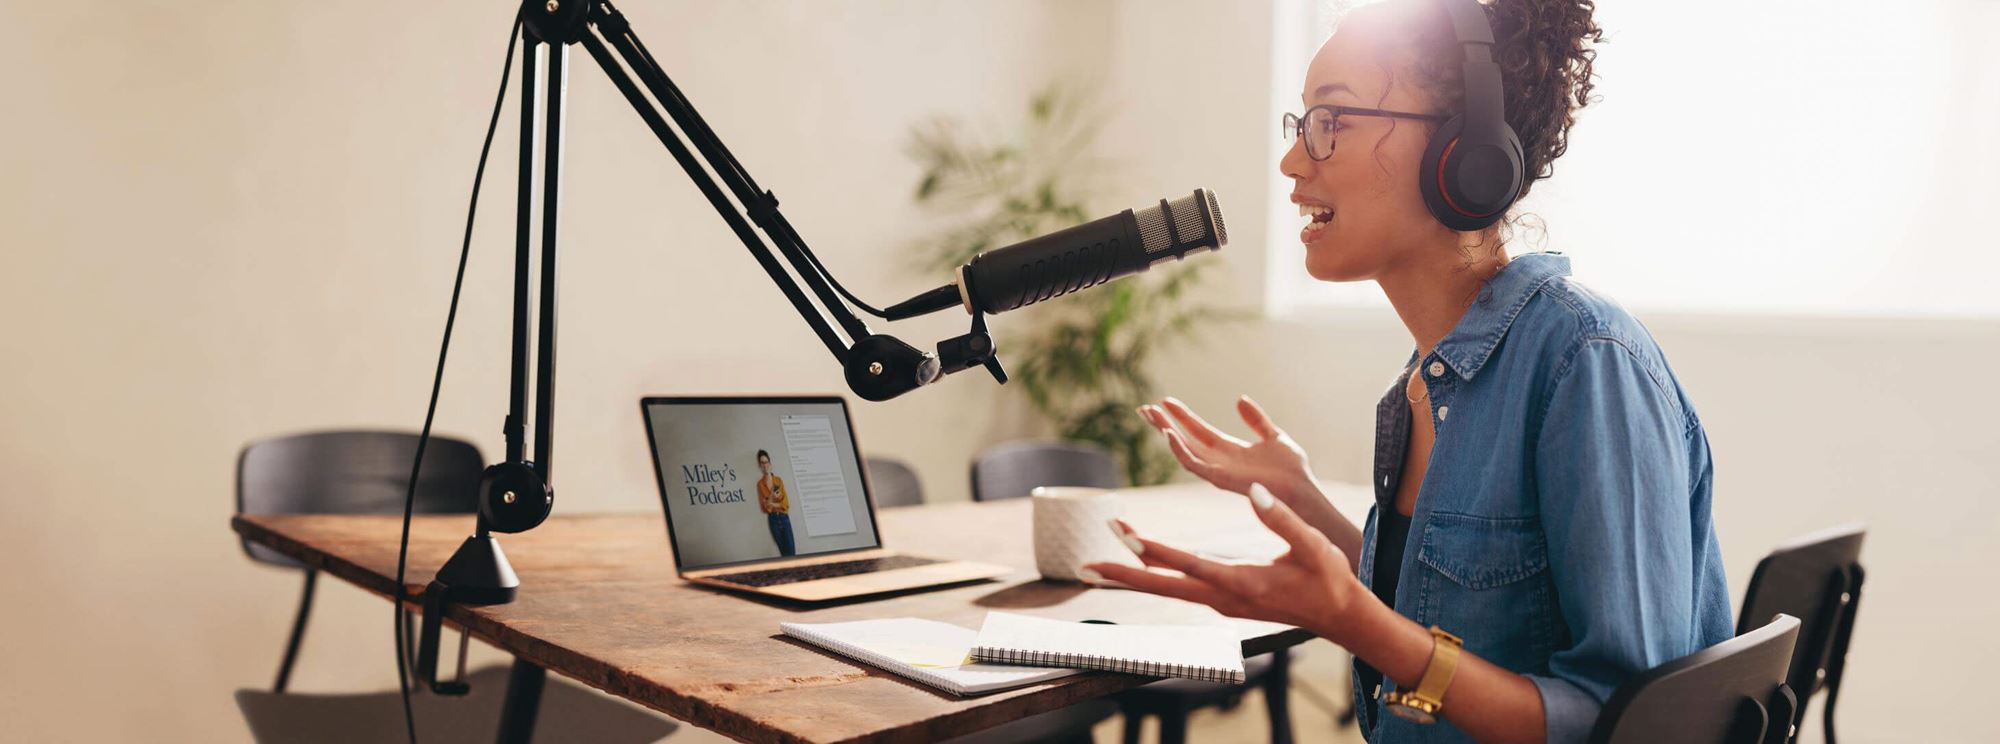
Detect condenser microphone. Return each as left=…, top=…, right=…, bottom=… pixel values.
left=884, top=189, right=1227, bottom=320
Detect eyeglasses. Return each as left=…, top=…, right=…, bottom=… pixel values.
left=1283, top=104, right=1445, bottom=161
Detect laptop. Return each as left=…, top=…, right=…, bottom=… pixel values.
left=640, top=395, right=1013, bottom=602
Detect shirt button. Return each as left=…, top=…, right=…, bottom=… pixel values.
left=1437, top=406, right=1449, bottom=421
left=1371, top=684, right=1381, bottom=699
left=1428, top=361, right=1445, bottom=378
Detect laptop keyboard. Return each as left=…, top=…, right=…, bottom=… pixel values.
left=708, top=555, right=942, bottom=588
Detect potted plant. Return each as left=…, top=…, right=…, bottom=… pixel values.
left=905, top=85, right=1228, bottom=486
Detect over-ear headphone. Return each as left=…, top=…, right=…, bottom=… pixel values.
left=1419, top=0, right=1526, bottom=232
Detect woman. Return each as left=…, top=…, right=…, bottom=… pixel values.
left=1083, top=1, right=1731, bottom=742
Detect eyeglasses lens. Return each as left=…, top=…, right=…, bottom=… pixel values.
left=1283, top=110, right=1338, bottom=160
left=1305, top=108, right=1336, bottom=160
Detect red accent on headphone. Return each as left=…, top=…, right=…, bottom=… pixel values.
left=1435, top=139, right=1504, bottom=219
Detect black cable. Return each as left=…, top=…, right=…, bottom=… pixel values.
left=794, top=233, right=893, bottom=318
left=393, top=15, right=523, bottom=744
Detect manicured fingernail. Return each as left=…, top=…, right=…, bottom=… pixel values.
left=1249, top=483, right=1275, bottom=511
left=1121, top=533, right=1145, bottom=555
left=1077, top=566, right=1103, bottom=583
left=1107, top=519, right=1144, bottom=555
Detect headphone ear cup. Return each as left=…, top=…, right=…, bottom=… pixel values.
left=1419, top=115, right=1525, bottom=232
left=1419, top=115, right=1467, bottom=229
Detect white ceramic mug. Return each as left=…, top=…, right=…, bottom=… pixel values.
left=1031, top=486, right=1128, bottom=582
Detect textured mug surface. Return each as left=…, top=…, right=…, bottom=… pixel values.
left=1031, top=486, right=1128, bottom=582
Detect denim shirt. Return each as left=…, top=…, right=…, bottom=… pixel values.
left=1350, top=254, right=1733, bottom=744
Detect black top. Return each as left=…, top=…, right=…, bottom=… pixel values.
left=1357, top=507, right=1413, bottom=699
left=1357, top=364, right=1423, bottom=707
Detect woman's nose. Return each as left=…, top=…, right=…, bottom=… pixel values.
left=1279, top=135, right=1312, bottom=181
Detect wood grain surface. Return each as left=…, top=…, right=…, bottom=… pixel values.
left=232, top=483, right=1368, bottom=743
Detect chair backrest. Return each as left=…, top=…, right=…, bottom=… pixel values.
left=969, top=440, right=1122, bottom=503
left=1590, top=614, right=1802, bottom=744
left=1736, top=524, right=1865, bottom=718
left=864, top=456, right=925, bottom=509
left=236, top=431, right=484, bottom=568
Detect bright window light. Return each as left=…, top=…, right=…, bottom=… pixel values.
left=1266, top=0, right=2000, bottom=318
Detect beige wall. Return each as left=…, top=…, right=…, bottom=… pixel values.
left=5, top=1, right=1995, bottom=742
left=0, top=1, right=1116, bottom=740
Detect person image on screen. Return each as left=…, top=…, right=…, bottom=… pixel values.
left=756, top=449, right=795, bottom=557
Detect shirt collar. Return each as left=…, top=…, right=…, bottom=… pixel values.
left=1430, top=252, right=1570, bottom=381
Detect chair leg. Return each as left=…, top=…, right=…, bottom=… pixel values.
left=495, top=658, right=547, bottom=744
left=1158, top=708, right=1189, bottom=744
left=1336, top=651, right=1358, bottom=727
left=1820, top=566, right=1862, bottom=744
left=1121, top=709, right=1144, bottom=744
left=1264, top=651, right=1295, bottom=744
left=273, top=569, right=317, bottom=693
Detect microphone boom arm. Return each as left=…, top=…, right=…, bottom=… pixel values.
left=567, top=2, right=946, bottom=397
left=416, top=0, right=994, bottom=698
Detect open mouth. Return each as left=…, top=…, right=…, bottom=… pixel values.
left=1299, top=203, right=1334, bottom=241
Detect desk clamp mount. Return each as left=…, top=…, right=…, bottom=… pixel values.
left=415, top=523, right=518, bottom=694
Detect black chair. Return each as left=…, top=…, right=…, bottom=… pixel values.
left=236, top=666, right=675, bottom=744
left=864, top=455, right=925, bottom=508
left=969, top=440, right=1293, bottom=744
left=1589, top=614, right=1802, bottom=744
left=1119, top=650, right=1295, bottom=744
left=1737, top=525, right=1865, bottom=744
left=235, top=431, right=676, bottom=742
left=969, top=440, right=1122, bottom=502
left=237, top=430, right=484, bottom=691
left=940, top=699, right=1123, bottom=744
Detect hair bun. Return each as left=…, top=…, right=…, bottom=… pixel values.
left=1485, top=0, right=1604, bottom=189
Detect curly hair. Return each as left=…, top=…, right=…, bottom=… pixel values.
left=1380, top=0, right=1604, bottom=203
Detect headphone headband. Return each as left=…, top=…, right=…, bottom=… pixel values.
left=1440, top=0, right=1505, bottom=146
left=1440, top=0, right=1496, bottom=46
left=1417, top=0, right=1526, bottom=231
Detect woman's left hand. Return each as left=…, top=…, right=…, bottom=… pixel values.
left=1086, top=484, right=1366, bottom=638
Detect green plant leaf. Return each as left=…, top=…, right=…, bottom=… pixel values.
left=902, top=81, right=1225, bottom=484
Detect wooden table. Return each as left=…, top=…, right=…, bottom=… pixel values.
left=232, top=482, right=1367, bottom=743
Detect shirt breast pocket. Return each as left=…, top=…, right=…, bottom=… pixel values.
left=1413, top=510, right=1559, bottom=672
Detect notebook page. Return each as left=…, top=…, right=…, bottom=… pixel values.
left=781, top=617, right=1081, bottom=695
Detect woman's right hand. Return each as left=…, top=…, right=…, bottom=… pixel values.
left=1139, top=395, right=1315, bottom=501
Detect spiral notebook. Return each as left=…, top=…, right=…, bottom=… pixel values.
left=779, top=617, right=1083, bottom=696
left=969, top=611, right=1247, bottom=684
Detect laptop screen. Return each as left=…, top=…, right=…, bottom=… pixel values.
left=642, top=396, right=883, bottom=571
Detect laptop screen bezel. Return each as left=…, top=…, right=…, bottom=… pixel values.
left=639, top=394, right=888, bottom=573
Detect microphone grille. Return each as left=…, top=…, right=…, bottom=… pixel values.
left=1135, top=189, right=1227, bottom=254
left=1202, top=190, right=1228, bottom=246
left=1135, top=203, right=1170, bottom=253
left=1168, top=191, right=1209, bottom=248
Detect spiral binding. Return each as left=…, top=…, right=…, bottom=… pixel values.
left=968, top=644, right=1244, bottom=684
